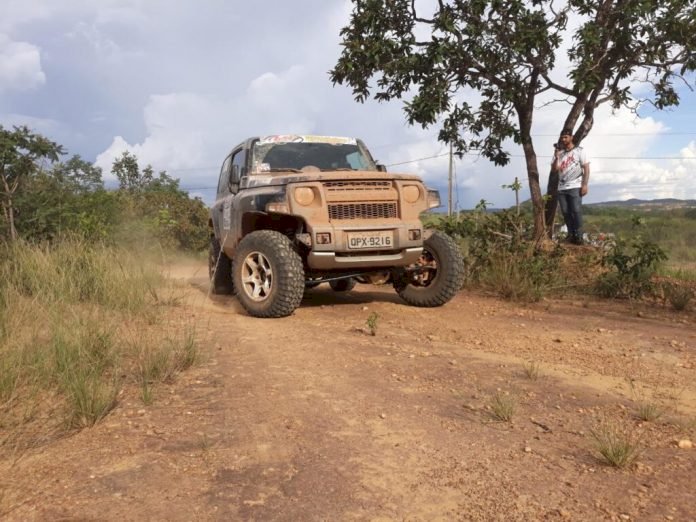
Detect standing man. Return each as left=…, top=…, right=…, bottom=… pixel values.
left=552, top=128, right=590, bottom=245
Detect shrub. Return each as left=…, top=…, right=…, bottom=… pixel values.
left=596, top=236, right=667, bottom=299
left=435, top=205, right=564, bottom=301
left=661, top=282, right=694, bottom=311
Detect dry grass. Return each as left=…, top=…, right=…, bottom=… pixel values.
left=589, top=419, right=641, bottom=468
left=489, top=391, right=516, bottom=422
left=523, top=361, right=541, bottom=381
left=0, top=238, right=199, bottom=452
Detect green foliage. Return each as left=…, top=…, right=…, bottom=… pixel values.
left=436, top=207, right=563, bottom=301
left=584, top=206, right=696, bottom=264
left=1, top=131, right=208, bottom=253
left=596, top=235, right=667, bottom=299
left=1, top=125, right=65, bottom=240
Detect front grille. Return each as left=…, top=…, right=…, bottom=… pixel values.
left=328, top=202, right=398, bottom=220
left=323, top=181, right=392, bottom=192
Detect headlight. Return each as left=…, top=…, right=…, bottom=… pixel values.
left=427, top=189, right=441, bottom=209
left=403, top=185, right=421, bottom=203
left=294, top=187, right=315, bottom=206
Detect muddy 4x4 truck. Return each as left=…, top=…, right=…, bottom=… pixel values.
left=208, top=135, right=464, bottom=318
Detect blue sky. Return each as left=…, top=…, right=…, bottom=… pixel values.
left=1, top=0, right=695, bottom=209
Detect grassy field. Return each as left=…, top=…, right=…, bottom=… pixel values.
left=0, top=239, right=198, bottom=456
left=584, top=206, right=696, bottom=266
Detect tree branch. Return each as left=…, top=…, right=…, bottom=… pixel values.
left=542, top=73, right=579, bottom=97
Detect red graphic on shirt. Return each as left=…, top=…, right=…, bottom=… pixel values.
left=558, top=154, right=575, bottom=172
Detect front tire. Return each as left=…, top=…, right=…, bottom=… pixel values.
left=394, top=231, right=464, bottom=307
left=209, top=236, right=234, bottom=295
left=233, top=230, right=305, bottom=318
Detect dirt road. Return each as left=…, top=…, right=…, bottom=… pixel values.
left=4, top=261, right=695, bottom=521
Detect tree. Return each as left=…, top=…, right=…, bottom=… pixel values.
left=112, top=151, right=182, bottom=193
left=0, top=125, right=64, bottom=240
left=330, top=0, right=696, bottom=239
left=502, top=177, right=523, bottom=215
left=51, top=155, right=104, bottom=193
left=110, top=151, right=209, bottom=250
left=14, top=156, right=116, bottom=241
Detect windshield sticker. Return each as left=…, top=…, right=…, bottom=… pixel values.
left=259, top=135, right=357, bottom=145
left=257, top=162, right=270, bottom=172
left=248, top=176, right=272, bottom=185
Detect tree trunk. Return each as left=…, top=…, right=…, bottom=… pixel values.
left=1, top=173, right=18, bottom=241
left=544, top=168, right=559, bottom=238
left=7, top=201, right=17, bottom=241
left=521, top=142, right=545, bottom=241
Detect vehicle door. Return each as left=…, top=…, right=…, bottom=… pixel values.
left=217, top=148, right=247, bottom=250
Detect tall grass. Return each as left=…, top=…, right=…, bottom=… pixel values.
left=0, top=238, right=198, bottom=450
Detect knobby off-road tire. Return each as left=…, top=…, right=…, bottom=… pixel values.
left=209, top=236, right=234, bottom=295
left=395, top=231, right=464, bottom=307
left=233, top=230, right=305, bottom=318
left=329, top=278, right=356, bottom=292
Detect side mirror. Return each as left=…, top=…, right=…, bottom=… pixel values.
left=376, top=164, right=387, bottom=172
left=229, top=164, right=240, bottom=192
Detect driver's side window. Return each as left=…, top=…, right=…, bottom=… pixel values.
left=217, top=155, right=232, bottom=195
left=231, top=149, right=246, bottom=180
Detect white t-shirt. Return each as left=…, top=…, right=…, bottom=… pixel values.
left=552, top=147, right=588, bottom=190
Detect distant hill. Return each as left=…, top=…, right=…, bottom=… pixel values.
left=586, top=198, right=696, bottom=209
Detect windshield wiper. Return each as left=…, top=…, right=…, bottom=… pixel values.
left=268, top=168, right=302, bottom=173
left=320, top=168, right=354, bottom=171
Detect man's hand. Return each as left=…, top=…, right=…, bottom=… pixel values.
left=581, top=184, right=588, bottom=197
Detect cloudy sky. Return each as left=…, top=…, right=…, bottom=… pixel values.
left=2, top=0, right=695, bottom=209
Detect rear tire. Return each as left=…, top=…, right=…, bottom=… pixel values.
left=395, top=231, right=464, bottom=307
left=329, top=278, right=356, bottom=292
left=209, top=236, right=234, bottom=295
left=233, top=230, right=305, bottom=318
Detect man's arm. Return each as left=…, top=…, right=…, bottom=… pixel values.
left=581, top=162, right=590, bottom=196
left=551, top=149, right=561, bottom=172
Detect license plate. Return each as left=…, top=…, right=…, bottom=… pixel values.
left=347, top=231, right=393, bottom=249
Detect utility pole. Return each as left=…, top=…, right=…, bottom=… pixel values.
left=448, top=142, right=453, bottom=217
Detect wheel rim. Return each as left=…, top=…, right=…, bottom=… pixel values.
left=241, top=251, right=273, bottom=302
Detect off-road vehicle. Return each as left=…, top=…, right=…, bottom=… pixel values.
left=208, top=135, right=464, bottom=318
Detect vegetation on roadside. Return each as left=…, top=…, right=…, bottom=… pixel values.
left=435, top=203, right=564, bottom=302
left=428, top=199, right=694, bottom=309
left=1, top=125, right=208, bottom=252
left=0, top=239, right=198, bottom=452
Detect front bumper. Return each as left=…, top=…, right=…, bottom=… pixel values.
left=306, top=222, right=423, bottom=270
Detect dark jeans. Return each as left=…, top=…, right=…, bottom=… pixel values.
left=558, top=188, right=583, bottom=242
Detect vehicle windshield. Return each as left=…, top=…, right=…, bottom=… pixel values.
left=251, top=136, right=377, bottom=173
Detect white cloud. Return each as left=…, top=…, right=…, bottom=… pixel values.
left=95, top=92, right=219, bottom=179
left=2, top=0, right=693, bottom=208
left=0, top=34, right=45, bottom=92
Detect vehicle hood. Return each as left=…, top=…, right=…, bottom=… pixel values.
left=241, top=170, right=423, bottom=189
